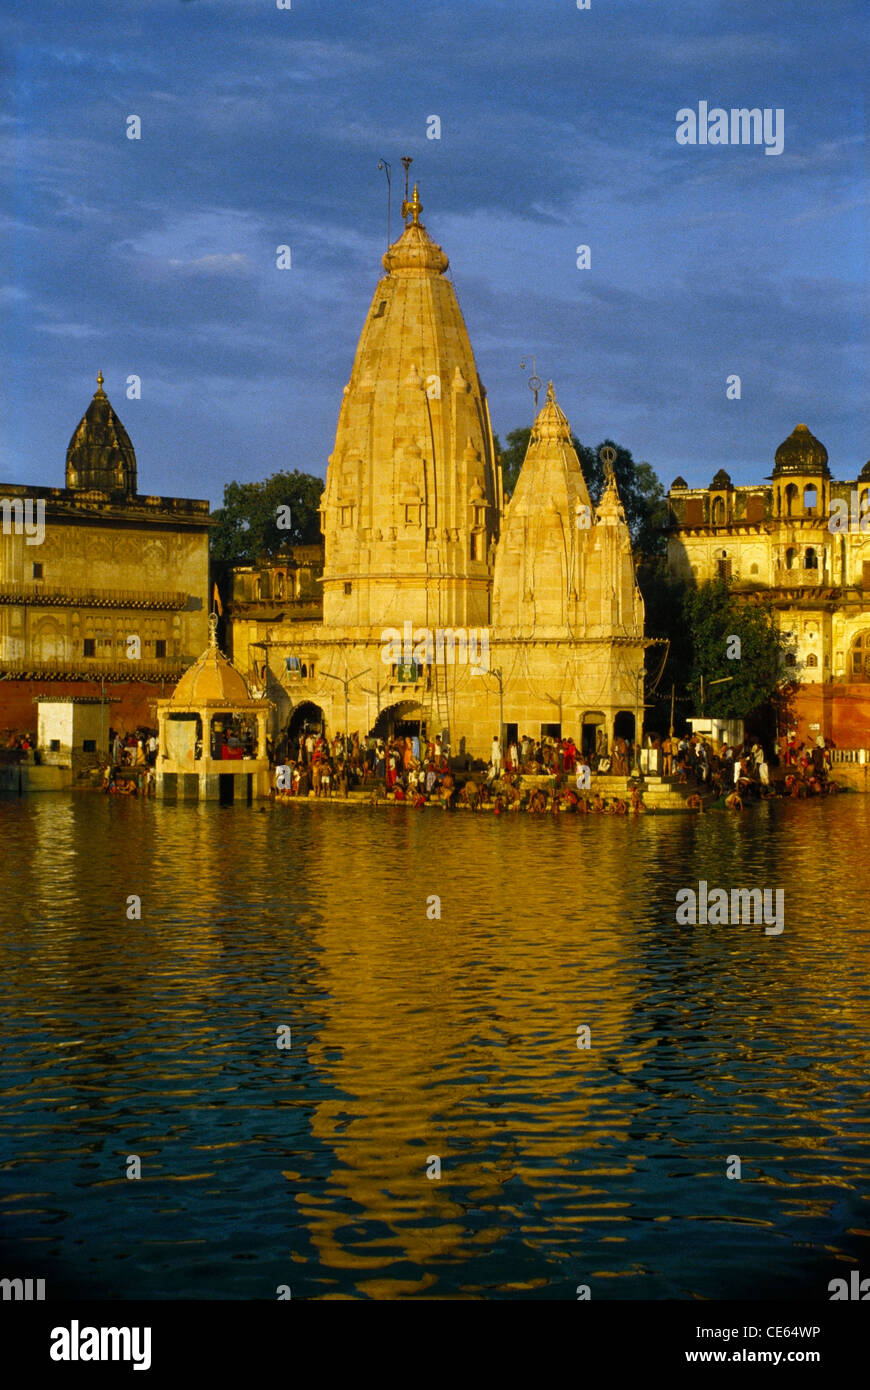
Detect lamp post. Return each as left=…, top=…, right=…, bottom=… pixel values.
left=700, top=674, right=734, bottom=715
left=489, top=667, right=505, bottom=745
left=319, top=665, right=371, bottom=759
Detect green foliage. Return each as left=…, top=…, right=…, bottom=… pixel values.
left=683, top=579, right=788, bottom=718
left=210, top=470, right=324, bottom=565
left=494, top=429, right=667, bottom=557
left=493, top=428, right=531, bottom=499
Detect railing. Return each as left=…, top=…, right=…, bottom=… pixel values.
left=0, top=657, right=187, bottom=680
left=831, top=748, right=870, bottom=764
left=0, top=583, right=188, bottom=610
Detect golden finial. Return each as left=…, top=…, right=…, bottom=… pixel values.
left=96, top=370, right=105, bottom=392
left=546, top=381, right=556, bottom=403
left=208, top=612, right=218, bottom=648
left=402, top=183, right=423, bottom=227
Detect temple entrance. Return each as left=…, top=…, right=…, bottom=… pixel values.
left=287, top=701, right=325, bottom=741
left=370, top=700, right=426, bottom=742
left=582, top=711, right=606, bottom=756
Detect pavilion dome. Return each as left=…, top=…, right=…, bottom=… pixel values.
left=670, top=475, right=688, bottom=490
left=169, top=623, right=255, bottom=708
left=773, top=423, right=830, bottom=478
left=65, top=372, right=137, bottom=496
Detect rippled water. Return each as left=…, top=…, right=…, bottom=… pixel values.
left=1, top=792, right=868, bottom=1300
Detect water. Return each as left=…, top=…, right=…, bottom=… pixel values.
left=1, top=792, right=868, bottom=1300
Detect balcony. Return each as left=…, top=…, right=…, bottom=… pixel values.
left=0, top=657, right=187, bottom=681
left=0, top=582, right=189, bottom=610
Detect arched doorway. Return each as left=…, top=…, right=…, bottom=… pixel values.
left=370, top=700, right=427, bottom=742
left=848, top=631, right=870, bottom=682
left=287, top=701, right=325, bottom=741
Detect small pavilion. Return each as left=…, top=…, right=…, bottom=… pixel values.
left=156, top=616, right=274, bottom=802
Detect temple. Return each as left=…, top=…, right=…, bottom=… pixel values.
left=228, top=185, right=647, bottom=758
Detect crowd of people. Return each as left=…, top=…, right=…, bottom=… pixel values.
left=272, top=729, right=650, bottom=813
left=3, top=729, right=35, bottom=754
left=270, top=726, right=841, bottom=814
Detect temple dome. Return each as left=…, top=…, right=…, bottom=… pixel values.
left=381, top=186, right=449, bottom=277
left=66, top=372, right=137, bottom=496
left=773, top=423, right=829, bottom=477
left=710, top=468, right=732, bottom=489
left=670, top=475, right=688, bottom=490
left=169, top=625, right=256, bottom=708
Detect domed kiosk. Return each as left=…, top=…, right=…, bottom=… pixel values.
left=156, top=616, right=274, bottom=801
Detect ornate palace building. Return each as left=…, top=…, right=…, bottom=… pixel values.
left=667, top=424, right=870, bottom=744
left=228, top=185, right=646, bottom=758
left=0, top=374, right=212, bottom=731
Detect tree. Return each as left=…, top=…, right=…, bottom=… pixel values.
left=683, top=579, right=789, bottom=720
left=210, top=470, right=324, bottom=565
left=493, top=429, right=667, bottom=557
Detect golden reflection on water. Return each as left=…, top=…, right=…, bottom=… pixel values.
left=1, top=792, right=869, bottom=1298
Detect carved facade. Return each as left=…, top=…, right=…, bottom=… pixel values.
left=667, top=424, right=870, bottom=744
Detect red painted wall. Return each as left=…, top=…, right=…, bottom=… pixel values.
left=790, top=683, right=870, bottom=748
left=0, top=680, right=174, bottom=737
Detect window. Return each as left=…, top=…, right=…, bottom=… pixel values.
left=155, top=639, right=166, bottom=659
left=82, top=739, right=96, bottom=752
left=711, top=496, right=726, bottom=527
left=803, top=485, right=818, bottom=512
left=785, top=548, right=796, bottom=571
left=716, top=557, right=732, bottom=582
left=404, top=504, right=420, bottom=526
left=344, top=582, right=352, bottom=595
left=373, top=300, right=387, bottom=319
left=275, top=573, right=284, bottom=599
left=83, top=638, right=95, bottom=657
left=785, top=653, right=797, bottom=666
left=850, top=633, right=870, bottom=679
left=750, top=563, right=759, bottom=575
left=806, top=653, right=818, bottom=667
left=805, top=547, right=818, bottom=570
left=32, top=562, right=43, bottom=580
left=49, top=739, right=60, bottom=752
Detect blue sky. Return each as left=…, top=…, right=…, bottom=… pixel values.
left=1, top=0, right=866, bottom=505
